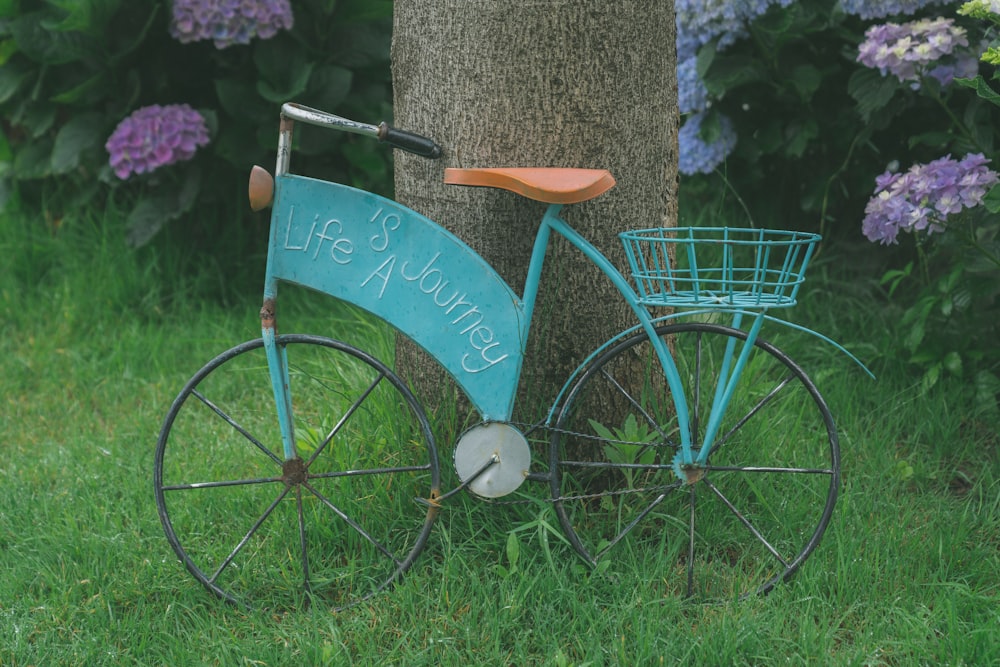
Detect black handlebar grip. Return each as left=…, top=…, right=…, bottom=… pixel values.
left=378, top=123, right=442, bottom=159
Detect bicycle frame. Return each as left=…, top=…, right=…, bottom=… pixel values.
left=259, top=106, right=788, bottom=475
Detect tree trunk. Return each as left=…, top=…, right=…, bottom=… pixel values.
left=391, top=0, right=678, bottom=425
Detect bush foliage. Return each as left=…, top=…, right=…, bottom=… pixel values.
left=0, top=0, right=394, bottom=245
left=680, top=0, right=1000, bottom=408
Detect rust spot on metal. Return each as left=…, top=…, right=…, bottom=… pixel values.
left=681, top=465, right=706, bottom=485
left=260, top=297, right=276, bottom=330
left=282, top=457, right=307, bottom=486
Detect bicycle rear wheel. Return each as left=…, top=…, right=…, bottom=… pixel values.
left=549, top=322, right=839, bottom=600
left=154, top=334, right=439, bottom=610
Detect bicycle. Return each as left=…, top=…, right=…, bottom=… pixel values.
left=154, top=102, right=871, bottom=610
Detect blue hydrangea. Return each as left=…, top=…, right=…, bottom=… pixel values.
left=679, top=112, right=738, bottom=176
left=862, top=154, right=999, bottom=244
left=675, top=1, right=793, bottom=172
left=105, top=104, right=210, bottom=180
left=170, top=0, right=294, bottom=49
left=678, top=56, right=711, bottom=114
left=676, top=0, right=795, bottom=59
left=838, top=0, right=952, bottom=20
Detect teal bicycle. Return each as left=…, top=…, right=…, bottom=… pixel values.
left=154, top=103, right=869, bottom=609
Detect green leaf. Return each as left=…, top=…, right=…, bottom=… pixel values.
left=0, top=59, right=29, bottom=104
left=0, top=0, right=18, bottom=18
left=337, top=0, right=393, bottom=20
left=942, top=351, right=963, bottom=377
left=50, top=112, right=105, bottom=173
left=11, top=11, right=97, bottom=64
left=789, top=64, right=822, bottom=100
left=12, top=137, right=52, bottom=179
left=125, top=194, right=179, bottom=247
left=955, top=75, right=1000, bottom=108
left=973, top=370, right=1000, bottom=415
left=907, top=131, right=953, bottom=150
left=43, top=0, right=121, bottom=34
left=254, top=35, right=309, bottom=86
left=214, top=78, right=269, bottom=121
left=847, top=68, right=900, bottom=121
left=49, top=71, right=105, bottom=104
left=784, top=118, right=818, bottom=158
left=0, top=37, right=18, bottom=65
left=983, top=183, right=1000, bottom=214
left=125, top=171, right=202, bottom=247
left=920, top=363, right=941, bottom=394
left=305, top=65, right=353, bottom=112
left=702, top=54, right=767, bottom=96
left=505, top=531, right=520, bottom=571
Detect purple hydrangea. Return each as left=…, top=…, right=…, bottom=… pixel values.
left=105, top=104, right=210, bottom=180
left=839, top=0, right=952, bottom=20
left=862, top=153, right=999, bottom=244
left=170, top=0, right=294, bottom=49
left=679, top=112, right=738, bottom=176
left=857, top=18, right=975, bottom=88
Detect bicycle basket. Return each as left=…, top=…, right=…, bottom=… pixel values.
left=619, top=227, right=821, bottom=309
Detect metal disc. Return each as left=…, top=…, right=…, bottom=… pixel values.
left=453, top=422, right=531, bottom=498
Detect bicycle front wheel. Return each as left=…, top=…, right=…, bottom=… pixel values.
left=154, top=334, right=440, bottom=610
left=549, top=322, right=839, bottom=600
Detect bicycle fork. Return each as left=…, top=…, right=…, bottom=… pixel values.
left=656, top=311, right=767, bottom=483
left=260, top=296, right=299, bottom=464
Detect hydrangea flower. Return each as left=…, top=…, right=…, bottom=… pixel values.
left=838, top=0, right=952, bottom=20
left=678, top=56, right=711, bottom=114
left=675, top=0, right=795, bottom=61
left=959, top=0, right=1000, bottom=17
left=675, top=1, right=792, bottom=172
left=679, top=112, right=738, bottom=176
left=862, top=153, right=999, bottom=244
left=857, top=18, right=974, bottom=88
left=106, top=104, right=210, bottom=180
left=170, top=0, right=294, bottom=49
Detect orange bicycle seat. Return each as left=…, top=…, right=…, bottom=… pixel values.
left=444, top=167, right=615, bottom=204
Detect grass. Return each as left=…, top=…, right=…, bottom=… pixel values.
left=1, top=202, right=999, bottom=665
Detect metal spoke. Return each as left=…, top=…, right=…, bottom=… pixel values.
left=305, top=463, right=432, bottom=481
left=686, top=486, right=696, bottom=597
left=295, top=486, right=311, bottom=597
left=208, top=485, right=291, bottom=584
left=192, top=389, right=284, bottom=466
left=692, top=331, right=703, bottom=444
left=703, top=477, right=789, bottom=568
left=161, top=475, right=283, bottom=491
left=302, top=482, right=401, bottom=566
left=306, top=372, right=386, bottom=468
left=709, top=374, right=794, bottom=457
left=598, top=367, right=672, bottom=442
left=594, top=485, right=680, bottom=559
left=708, top=465, right=835, bottom=475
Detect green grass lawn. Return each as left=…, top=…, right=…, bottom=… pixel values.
left=1, top=205, right=998, bottom=665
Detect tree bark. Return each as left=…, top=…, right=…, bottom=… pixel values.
left=391, top=0, right=678, bottom=423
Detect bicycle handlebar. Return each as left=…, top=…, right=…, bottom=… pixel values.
left=280, top=102, right=441, bottom=159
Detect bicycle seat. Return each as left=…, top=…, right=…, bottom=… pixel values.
left=444, top=167, right=615, bottom=204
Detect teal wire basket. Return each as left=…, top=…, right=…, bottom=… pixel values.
left=620, top=227, right=821, bottom=309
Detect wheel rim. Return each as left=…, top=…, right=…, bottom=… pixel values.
left=550, top=322, right=839, bottom=600
left=154, top=334, right=440, bottom=609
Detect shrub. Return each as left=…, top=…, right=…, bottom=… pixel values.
left=676, top=0, right=1000, bottom=409
left=0, top=0, right=394, bottom=246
